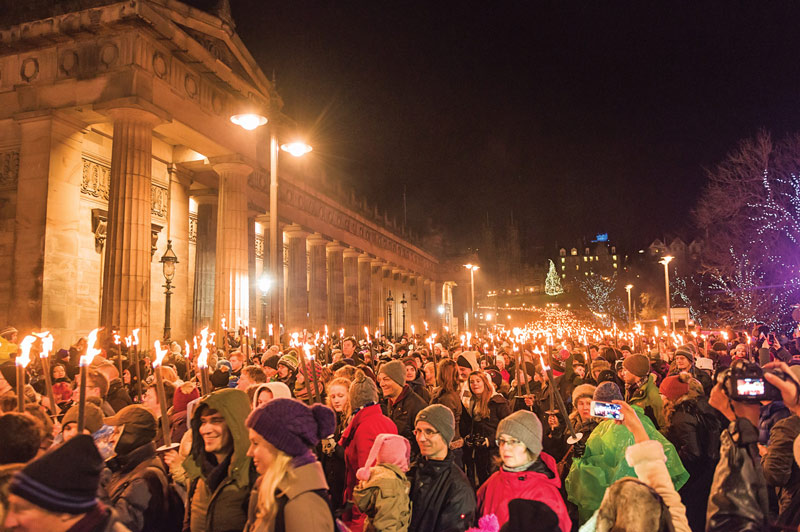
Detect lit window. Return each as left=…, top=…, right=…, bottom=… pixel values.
left=613, top=263, right=618, bottom=268
left=575, top=265, right=579, bottom=270
left=612, top=255, right=617, bottom=260
left=561, top=265, right=565, bottom=270
left=561, top=257, right=565, bottom=263
left=585, top=272, right=588, bottom=276
left=561, top=274, right=566, bottom=278
left=583, top=256, right=587, bottom=262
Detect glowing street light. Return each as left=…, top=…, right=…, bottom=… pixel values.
left=625, top=284, right=634, bottom=325
left=230, top=113, right=267, bottom=131
left=280, top=142, right=313, bottom=157
left=659, top=256, right=674, bottom=333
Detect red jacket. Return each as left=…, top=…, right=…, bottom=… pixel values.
left=339, top=404, right=398, bottom=502
left=476, top=452, right=571, bottom=532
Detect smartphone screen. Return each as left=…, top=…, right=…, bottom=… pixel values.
left=736, top=377, right=765, bottom=396
left=590, top=400, right=624, bottom=420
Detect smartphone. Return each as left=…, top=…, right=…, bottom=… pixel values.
left=590, top=400, right=624, bottom=420
left=736, top=377, right=765, bottom=397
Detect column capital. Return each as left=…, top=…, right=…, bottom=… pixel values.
left=343, top=248, right=361, bottom=259
left=210, top=155, right=254, bottom=178
left=307, top=232, right=328, bottom=246
left=326, top=240, right=346, bottom=253
left=283, top=223, right=309, bottom=239
left=94, top=97, right=170, bottom=125
left=358, top=253, right=374, bottom=263
left=371, top=257, right=386, bottom=267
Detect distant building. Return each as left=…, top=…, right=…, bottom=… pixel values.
left=557, top=236, right=627, bottom=290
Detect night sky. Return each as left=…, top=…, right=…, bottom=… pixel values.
left=231, top=1, right=800, bottom=259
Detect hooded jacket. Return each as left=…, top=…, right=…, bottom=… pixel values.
left=761, top=414, right=800, bottom=528
left=477, top=452, right=570, bottom=532
left=182, top=388, right=254, bottom=532
left=626, top=374, right=665, bottom=429
left=353, top=463, right=411, bottom=532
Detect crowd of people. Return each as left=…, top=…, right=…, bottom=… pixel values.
left=0, top=319, right=799, bottom=532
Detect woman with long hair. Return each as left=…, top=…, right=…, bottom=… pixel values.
left=461, top=370, right=510, bottom=486
left=244, top=398, right=336, bottom=532
left=321, top=376, right=352, bottom=513
left=431, top=359, right=464, bottom=464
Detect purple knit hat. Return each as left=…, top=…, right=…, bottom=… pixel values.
left=246, top=398, right=336, bottom=458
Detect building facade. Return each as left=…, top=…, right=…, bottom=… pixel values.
left=0, top=0, right=459, bottom=346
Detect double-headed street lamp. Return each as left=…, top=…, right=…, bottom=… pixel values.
left=464, top=264, right=479, bottom=331
left=659, top=256, right=674, bottom=333
left=231, top=111, right=312, bottom=345
left=386, top=291, right=395, bottom=340
left=625, top=284, right=634, bottom=325
left=400, top=293, right=408, bottom=336
left=159, top=240, right=178, bottom=341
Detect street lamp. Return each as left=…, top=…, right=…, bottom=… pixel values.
left=659, top=256, right=674, bottom=333
left=258, top=274, right=272, bottom=342
left=231, top=111, right=312, bottom=345
left=386, top=291, right=395, bottom=340
left=625, top=284, right=634, bottom=325
left=401, top=293, right=408, bottom=336
left=159, top=240, right=178, bottom=341
left=464, top=264, right=479, bottom=331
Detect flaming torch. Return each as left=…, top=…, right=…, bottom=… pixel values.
left=78, top=328, right=103, bottom=433
left=197, top=327, right=211, bottom=395
left=539, top=353, right=582, bottom=445
left=34, top=332, right=58, bottom=416
left=152, top=340, right=175, bottom=448
left=131, top=328, right=143, bottom=403
left=15, top=335, right=35, bottom=413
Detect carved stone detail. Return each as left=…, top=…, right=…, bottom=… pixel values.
left=0, top=150, right=19, bottom=190
left=20, top=57, right=38, bottom=82
left=189, top=212, right=197, bottom=244
left=151, top=183, right=168, bottom=218
left=81, top=157, right=110, bottom=200
left=255, top=233, right=264, bottom=260
left=60, top=50, right=78, bottom=75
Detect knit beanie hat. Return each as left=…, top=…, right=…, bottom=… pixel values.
left=572, top=383, right=597, bottom=405
left=659, top=374, right=703, bottom=403
left=593, top=381, right=623, bottom=402
left=673, top=345, right=694, bottom=364
left=496, top=410, right=543, bottom=457
left=262, top=354, right=280, bottom=370
left=174, top=382, right=201, bottom=414
left=62, top=400, right=104, bottom=435
left=210, top=367, right=230, bottom=389
left=103, top=405, right=157, bottom=455
left=10, top=434, right=101, bottom=514
left=712, top=342, right=728, bottom=353
left=596, top=369, right=618, bottom=386
left=278, top=352, right=298, bottom=372
left=246, top=398, right=335, bottom=458
left=456, top=351, right=479, bottom=372
left=356, top=433, right=411, bottom=481
left=591, top=359, right=611, bottom=375
left=623, top=354, right=650, bottom=378
left=415, top=404, right=455, bottom=446
left=378, top=360, right=406, bottom=387
left=350, top=370, right=379, bottom=409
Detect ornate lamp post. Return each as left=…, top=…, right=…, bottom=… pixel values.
left=400, top=293, right=408, bottom=336
left=386, top=290, right=394, bottom=340
left=159, top=240, right=178, bottom=341
left=659, top=256, right=674, bottom=334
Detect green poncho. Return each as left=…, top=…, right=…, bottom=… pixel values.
left=565, top=404, right=689, bottom=524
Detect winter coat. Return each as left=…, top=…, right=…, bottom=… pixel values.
left=244, top=460, right=333, bottom=532
left=460, top=394, right=511, bottom=446
left=664, top=396, right=722, bottom=532
left=477, top=452, right=571, bottom=532
left=431, top=388, right=463, bottom=444
left=758, top=346, right=791, bottom=366
left=625, top=374, right=665, bottom=429
left=706, top=418, right=769, bottom=532
left=565, top=405, right=689, bottom=524
left=353, top=463, right=411, bottom=532
left=321, top=410, right=348, bottom=509
left=340, top=404, right=399, bottom=503
left=69, top=503, right=132, bottom=532
left=408, top=452, right=476, bottom=532
left=578, top=440, right=691, bottom=532
left=170, top=408, right=190, bottom=445
left=103, top=442, right=169, bottom=532
left=762, top=415, right=800, bottom=528
left=182, top=388, right=255, bottom=532
left=107, top=379, right=133, bottom=413
left=407, top=372, right=431, bottom=404
left=383, top=386, right=427, bottom=457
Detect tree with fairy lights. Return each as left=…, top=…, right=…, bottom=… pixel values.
left=580, top=273, right=622, bottom=324
left=545, top=259, right=564, bottom=296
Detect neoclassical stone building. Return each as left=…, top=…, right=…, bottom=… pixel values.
left=0, top=0, right=466, bottom=346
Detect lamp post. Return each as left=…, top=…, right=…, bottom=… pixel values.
left=159, top=240, right=178, bottom=341
left=386, top=291, right=394, bottom=340
left=401, top=293, right=408, bottom=336
left=258, top=274, right=272, bottom=345
left=625, top=284, right=634, bottom=326
left=660, top=256, right=674, bottom=333
left=464, top=264, right=479, bottom=332
left=230, top=111, right=312, bottom=346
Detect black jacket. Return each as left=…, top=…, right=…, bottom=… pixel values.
left=106, top=379, right=133, bottom=413
left=408, top=452, right=476, bottom=532
left=383, top=385, right=428, bottom=456
left=460, top=394, right=511, bottom=447
left=762, top=414, right=800, bottom=528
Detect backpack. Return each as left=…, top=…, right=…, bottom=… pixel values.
left=275, top=487, right=347, bottom=532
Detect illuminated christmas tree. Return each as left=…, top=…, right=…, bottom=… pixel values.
left=545, top=260, right=564, bottom=296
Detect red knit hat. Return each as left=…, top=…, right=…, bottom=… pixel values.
left=173, top=382, right=200, bottom=413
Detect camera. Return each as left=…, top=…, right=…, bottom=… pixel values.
left=590, top=400, right=624, bottom=420
left=464, top=433, right=486, bottom=447
left=718, top=359, right=796, bottom=403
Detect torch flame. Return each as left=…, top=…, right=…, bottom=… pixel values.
left=132, top=328, right=140, bottom=346
left=83, top=328, right=103, bottom=367
left=16, top=335, right=36, bottom=368
left=153, top=340, right=168, bottom=368
left=34, top=331, right=53, bottom=359
left=197, top=327, right=210, bottom=369
left=184, top=341, right=190, bottom=359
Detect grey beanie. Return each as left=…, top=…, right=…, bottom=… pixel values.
left=415, top=404, right=455, bottom=446
left=349, top=370, right=379, bottom=410
left=496, top=410, right=543, bottom=457
left=594, top=381, right=624, bottom=403
left=378, top=359, right=406, bottom=387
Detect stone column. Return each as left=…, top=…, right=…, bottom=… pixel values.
left=212, top=158, right=252, bottom=337
left=192, top=193, right=217, bottom=331
left=381, top=265, right=394, bottom=337
left=424, top=279, right=433, bottom=325
left=248, top=217, right=257, bottom=329
left=167, top=165, right=191, bottom=341
left=327, top=241, right=345, bottom=331
left=307, top=233, right=328, bottom=332
left=358, top=254, right=373, bottom=334
left=343, top=248, right=360, bottom=336
left=370, top=259, right=385, bottom=332
left=284, top=224, right=309, bottom=334
left=100, top=108, right=161, bottom=344
left=12, top=113, right=84, bottom=343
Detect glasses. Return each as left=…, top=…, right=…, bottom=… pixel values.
left=413, top=428, right=440, bottom=439
left=496, top=437, right=524, bottom=448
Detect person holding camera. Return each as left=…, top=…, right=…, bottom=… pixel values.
left=706, top=360, right=800, bottom=530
